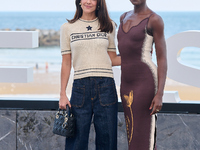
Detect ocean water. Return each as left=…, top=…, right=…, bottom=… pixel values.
left=0, top=11, right=200, bottom=69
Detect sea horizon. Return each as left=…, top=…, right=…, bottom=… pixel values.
left=1, top=11, right=200, bottom=68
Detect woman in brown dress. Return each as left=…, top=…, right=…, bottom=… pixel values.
left=117, top=0, right=167, bottom=149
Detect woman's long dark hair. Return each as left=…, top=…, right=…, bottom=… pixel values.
left=68, top=0, right=113, bottom=33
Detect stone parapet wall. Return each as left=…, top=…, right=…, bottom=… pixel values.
left=0, top=110, right=200, bottom=150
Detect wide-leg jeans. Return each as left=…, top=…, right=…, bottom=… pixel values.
left=65, top=77, right=118, bottom=150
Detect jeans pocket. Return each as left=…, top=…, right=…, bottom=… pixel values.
left=98, top=82, right=117, bottom=106
left=70, top=82, right=85, bottom=108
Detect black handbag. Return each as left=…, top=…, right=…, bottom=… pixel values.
left=53, top=106, right=76, bottom=137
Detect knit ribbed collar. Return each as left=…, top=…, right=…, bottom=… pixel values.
left=79, top=17, right=98, bottom=23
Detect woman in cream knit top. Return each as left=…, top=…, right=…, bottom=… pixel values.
left=59, top=0, right=120, bottom=149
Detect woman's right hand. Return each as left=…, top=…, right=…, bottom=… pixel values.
left=59, top=94, right=71, bottom=109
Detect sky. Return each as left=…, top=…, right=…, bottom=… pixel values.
left=0, top=0, right=200, bottom=12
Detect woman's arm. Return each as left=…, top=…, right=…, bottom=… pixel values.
left=59, top=54, right=72, bottom=109
left=108, top=51, right=121, bottom=66
left=149, top=14, right=167, bottom=115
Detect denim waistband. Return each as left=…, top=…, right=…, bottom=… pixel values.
left=73, top=77, right=115, bottom=87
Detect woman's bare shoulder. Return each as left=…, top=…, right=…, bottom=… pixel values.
left=120, top=10, right=132, bottom=22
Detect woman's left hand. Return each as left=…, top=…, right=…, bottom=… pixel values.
left=149, top=94, right=163, bottom=115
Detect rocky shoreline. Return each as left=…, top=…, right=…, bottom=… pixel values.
left=1, top=28, right=60, bottom=46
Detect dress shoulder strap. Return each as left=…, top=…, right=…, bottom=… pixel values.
left=120, top=12, right=128, bottom=23
left=147, top=12, right=155, bottom=20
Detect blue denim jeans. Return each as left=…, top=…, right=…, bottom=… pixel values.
left=65, top=77, right=118, bottom=150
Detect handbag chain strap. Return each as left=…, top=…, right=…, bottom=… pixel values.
left=62, top=114, right=69, bottom=129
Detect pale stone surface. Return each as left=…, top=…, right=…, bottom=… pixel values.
left=157, top=114, right=200, bottom=150
left=0, top=110, right=16, bottom=150
left=17, top=111, right=65, bottom=150
left=1, top=110, right=200, bottom=150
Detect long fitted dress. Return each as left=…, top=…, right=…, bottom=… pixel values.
left=117, top=14, right=157, bottom=150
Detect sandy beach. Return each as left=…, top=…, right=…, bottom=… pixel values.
left=164, top=78, right=200, bottom=101
left=0, top=65, right=200, bottom=101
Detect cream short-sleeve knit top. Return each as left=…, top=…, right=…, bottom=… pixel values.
left=60, top=18, right=116, bottom=80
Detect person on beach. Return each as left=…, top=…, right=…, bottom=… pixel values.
left=117, top=0, right=167, bottom=149
left=59, top=0, right=120, bottom=149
